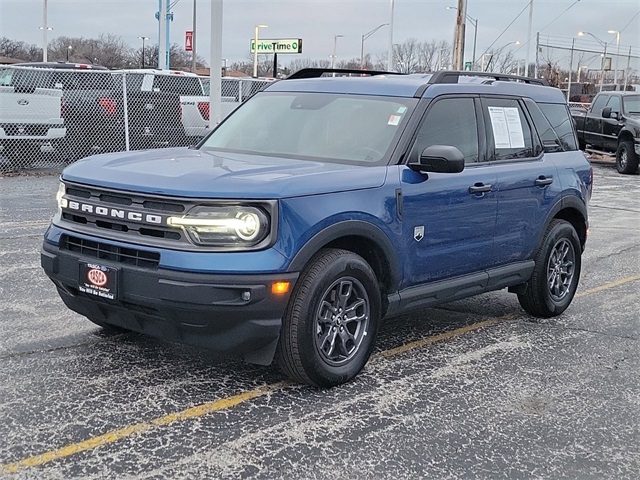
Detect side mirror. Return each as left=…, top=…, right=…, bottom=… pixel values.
left=409, top=145, right=465, bottom=173
left=602, top=107, right=612, bottom=118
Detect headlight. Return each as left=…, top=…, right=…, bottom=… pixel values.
left=168, top=205, right=270, bottom=247
left=56, top=182, right=67, bottom=211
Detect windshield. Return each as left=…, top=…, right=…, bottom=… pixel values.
left=201, top=92, right=416, bottom=165
left=623, top=95, right=640, bottom=115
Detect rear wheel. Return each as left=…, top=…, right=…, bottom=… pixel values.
left=616, top=139, right=639, bottom=174
left=518, top=219, right=581, bottom=318
left=276, top=248, right=381, bottom=388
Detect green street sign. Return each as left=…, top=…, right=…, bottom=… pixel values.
left=250, top=38, right=303, bottom=54
left=464, top=61, right=473, bottom=71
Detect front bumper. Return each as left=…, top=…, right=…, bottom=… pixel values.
left=41, top=241, right=297, bottom=365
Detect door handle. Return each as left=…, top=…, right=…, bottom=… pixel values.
left=468, top=183, right=492, bottom=194
left=534, top=176, right=553, bottom=187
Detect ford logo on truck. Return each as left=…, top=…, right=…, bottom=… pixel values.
left=17, top=99, right=29, bottom=106
left=65, top=200, right=165, bottom=225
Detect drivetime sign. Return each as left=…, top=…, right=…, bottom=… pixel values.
left=250, top=38, right=302, bottom=54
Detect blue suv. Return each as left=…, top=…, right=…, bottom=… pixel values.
left=41, top=70, right=592, bottom=387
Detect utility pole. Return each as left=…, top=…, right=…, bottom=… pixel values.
left=452, top=0, right=467, bottom=70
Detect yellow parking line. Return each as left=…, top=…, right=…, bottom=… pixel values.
left=377, top=317, right=512, bottom=359
left=1, top=275, right=637, bottom=473
left=576, top=275, right=640, bottom=298
left=0, top=383, right=287, bottom=474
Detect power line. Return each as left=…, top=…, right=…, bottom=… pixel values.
left=479, top=1, right=530, bottom=59
left=514, top=0, right=582, bottom=55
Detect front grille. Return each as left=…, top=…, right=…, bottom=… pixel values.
left=60, top=183, right=187, bottom=246
left=62, top=234, right=160, bottom=269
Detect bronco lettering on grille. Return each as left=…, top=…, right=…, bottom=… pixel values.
left=66, top=201, right=164, bottom=224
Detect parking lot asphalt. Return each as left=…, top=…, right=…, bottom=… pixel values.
left=0, top=162, right=639, bottom=479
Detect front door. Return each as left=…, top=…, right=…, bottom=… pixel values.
left=398, top=96, right=498, bottom=289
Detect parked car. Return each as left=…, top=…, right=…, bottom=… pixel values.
left=0, top=65, right=66, bottom=167
left=8, top=62, right=187, bottom=161
left=572, top=91, right=640, bottom=174
left=42, top=69, right=592, bottom=388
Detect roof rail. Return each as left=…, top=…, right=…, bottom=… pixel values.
left=286, top=67, right=403, bottom=80
left=428, top=71, right=548, bottom=86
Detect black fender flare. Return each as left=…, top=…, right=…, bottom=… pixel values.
left=287, top=220, right=402, bottom=291
left=539, top=195, right=588, bottom=250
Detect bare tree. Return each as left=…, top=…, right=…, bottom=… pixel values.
left=394, top=38, right=421, bottom=73
left=0, top=37, right=40, bottom=61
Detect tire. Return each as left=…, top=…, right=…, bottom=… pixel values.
left=276, top=248, right=381, bottom=388
left=518, top=219, right=581, bottom=318
left=615, top=139, right=639, bottom=174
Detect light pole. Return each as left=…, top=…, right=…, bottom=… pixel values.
left=608, top=29, right=620, bottom=89
left=40, top=0, right=52, bottom=62
left=361, top=23, right=388, bottom=68
left=578, top=31, right=608, bottom=92
left=484, top=41, right=519, bottom=72
left=331, top=34, right=344, bottom=70
left=138, top=36, right=149, bottom=68
left=387, top=0, right=395, bottom=71
left=447, top=6, right=477, bottom=70
left=66, top=46, right=72, bottom=62
left=253, top=24, right=268, bottom=77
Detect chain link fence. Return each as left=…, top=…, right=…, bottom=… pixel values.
left=0, top=65, right=272, bottom=173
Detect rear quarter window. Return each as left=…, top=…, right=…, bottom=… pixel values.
left=152, top=75, right=203, bottom=96
left=539, top=103, right=578, bottom=151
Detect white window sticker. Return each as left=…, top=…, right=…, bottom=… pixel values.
left=388, top=115, right=401, bottom=126
left=488, top=106, right=525, bottom=149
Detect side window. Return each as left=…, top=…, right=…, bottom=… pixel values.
left=590, top=94, right=608, bottom=116
left=538, top=103, right=578, bottom=151
left=409, top=97, right=479, bottom=164
left=483, top=98, right=534, bottom=161
left=606, top=95, right=621, bottom=114
left=125, top=73, right=144, bottom=92
left=152, top=75, right=203, bottom=95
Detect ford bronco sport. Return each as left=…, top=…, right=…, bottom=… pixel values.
left=42, top=69, right=592, bottom=387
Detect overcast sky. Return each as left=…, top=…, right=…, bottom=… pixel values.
left=1, top=0, right=638, bottom=69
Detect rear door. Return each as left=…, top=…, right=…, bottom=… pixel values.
left=602, top=95, right=623, bottom=151
left=481, top=96, right=562, bottom=264
left=584, top=94, right=609, bottom=148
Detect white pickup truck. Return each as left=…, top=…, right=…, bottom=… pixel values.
left=0, top=66, right=66, bottom=166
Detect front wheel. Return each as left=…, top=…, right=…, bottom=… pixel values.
left=276, top=248, right=381, bottom=388
left=518, top=219, right=582, bottom=318
left=616, top=139, right=639, bottom=174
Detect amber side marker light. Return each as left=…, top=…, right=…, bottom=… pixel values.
left=272, top=282, right=291, bottom=295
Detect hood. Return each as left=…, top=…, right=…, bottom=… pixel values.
left=61, top=147, right=387, bottom=198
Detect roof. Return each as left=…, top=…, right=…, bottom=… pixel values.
left=266, top=70, right=565, bottom=104
left=12, top=62, right=109, bottom=70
